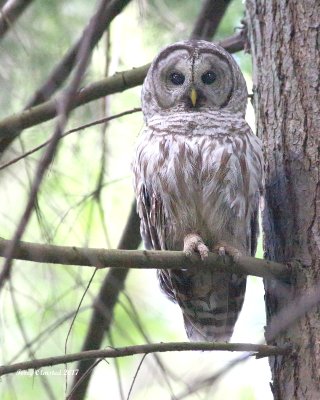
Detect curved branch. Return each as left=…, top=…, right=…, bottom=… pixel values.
left=0, top=238, right=290, bottom=281
left=0, top=341, right=290, bottom=377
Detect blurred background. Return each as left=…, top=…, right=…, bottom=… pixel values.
left=0, top=0, right=271, bottom=398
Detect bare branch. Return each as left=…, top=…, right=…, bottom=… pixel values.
left=0, top=0, right=127, bottom=290
left=0, top=107, right=141, bottom=171
left=0, top=33, right=243, bottom=146
left=191, top=0, right=233, bottom=40
left=0, top=0, right=132, bottom=154
left=0, top=341, right=290, bottom=377
left=0, top=64, right=149, bottom=148
left=0, top=0, right=33, bottom=40
left=69, top=201, right=141, bottom=399
left=0, top=237, right=290, bottom=281
left=126, top=353, right=148, bottom=400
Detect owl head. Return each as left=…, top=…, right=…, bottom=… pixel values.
left=141, top=40, right=248, bottom=121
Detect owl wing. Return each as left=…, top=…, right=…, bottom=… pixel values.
left=248, top=135, right=264, bottom=257
left=250, top=192, right=260, bottom=256
left=138, top=184, right=162, bottom=251
left=135, top=181, right=176, bottom=302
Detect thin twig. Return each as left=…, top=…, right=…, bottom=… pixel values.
left=126, top=354, right=148, bottom=400
left=0, top=107, right=141, bottom=171
left=8, top=279, right=56, bottom=399
left=63, top=268, right=98, bottom=392
left=9, top=306, right=92, bottom=365
left=66, top=359, right=106, bottom=400
left=68, top=201, right=141, bottom=399
left=0, top=341, right=290, bottom=377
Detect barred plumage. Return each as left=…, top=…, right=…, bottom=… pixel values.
left=132, top=40, right=263, bottom=342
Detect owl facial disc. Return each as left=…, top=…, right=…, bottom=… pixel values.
left=141, top=40, right=248, bottom=120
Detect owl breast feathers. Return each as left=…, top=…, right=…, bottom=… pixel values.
left=132, top=40, right=263, bottom=342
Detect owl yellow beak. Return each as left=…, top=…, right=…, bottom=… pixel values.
left=190, top=88, right=197, bottom=107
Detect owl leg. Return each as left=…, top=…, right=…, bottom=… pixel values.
left=213, top=241, right=242, bottom=261
left=183, top=233, right=209, bottom=260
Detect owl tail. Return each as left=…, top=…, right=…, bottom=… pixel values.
left=170, top=270, right=246, bottom=342
left=182, top=312, right=234, bottom=342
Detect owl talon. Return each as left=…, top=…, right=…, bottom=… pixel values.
left=214, top=242, right=242, bottom=262
left=184, top=233, right=209, bottom=260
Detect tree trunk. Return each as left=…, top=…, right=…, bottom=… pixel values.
left=246, top=1, right=320, bottom=399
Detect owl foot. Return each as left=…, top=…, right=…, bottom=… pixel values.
left=213, top=241, right=242, bottom=262
left=183, top=233, right=209, bottom=260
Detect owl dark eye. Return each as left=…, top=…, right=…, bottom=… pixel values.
left=201, top=70, right=216, bottom=85
left=170, top=72, right=185, bottom=85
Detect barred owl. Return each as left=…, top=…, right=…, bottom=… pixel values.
left=132, top=40, right=263, bottom=342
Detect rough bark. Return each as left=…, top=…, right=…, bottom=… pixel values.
left=246, top=1, right=320, bottom=399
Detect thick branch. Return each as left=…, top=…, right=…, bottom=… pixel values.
left=0, top=33, right=243, bottom=143
left=0, top=238, right=290, bottom=281
left=0, top=341, right=290, bottom=377
left=191, top=0, right=232, bottom=40
left=0, top=0, right=33, bottom=40
left=217, top=32, right=244, bottom=53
